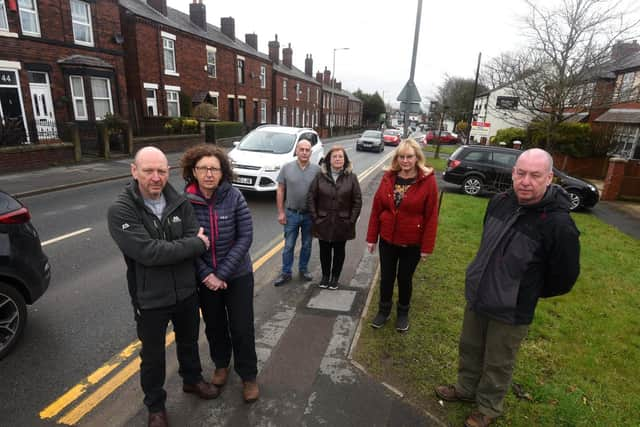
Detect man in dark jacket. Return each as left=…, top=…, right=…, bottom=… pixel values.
left=108, top=147, right=220, bottom=427
left=436, top=149, right=580, bottom=427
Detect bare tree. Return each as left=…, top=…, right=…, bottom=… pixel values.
left=437, top=75, right=489, bottom=128
left=483, top=0, right=640, bottom=149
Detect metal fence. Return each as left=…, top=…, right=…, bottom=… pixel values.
left=0, top=118, right=63, bottom=146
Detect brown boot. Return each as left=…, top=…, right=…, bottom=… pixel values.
left=148, top=410, right=169, bottom=427
left=464, top=411, right=495, bottom=427
left=182, top=381, right=220, bottom=399
left=435, top=384, right=475, bottom=402
left=212, top=367, right=229, bottom=387
left=242, top=380, right=259, bottom=403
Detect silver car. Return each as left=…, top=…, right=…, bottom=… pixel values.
left=356, top=130, right=384, bottom=153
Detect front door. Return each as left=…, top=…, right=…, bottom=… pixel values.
left=29, top=82, right=57, bottom=139
left=0, top=87, right=27, bottom=145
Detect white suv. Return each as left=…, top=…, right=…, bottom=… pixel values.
left=228, top=126, right=324, bottom=192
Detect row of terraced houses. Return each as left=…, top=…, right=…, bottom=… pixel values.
left=0, top=0, right=363, bottom=169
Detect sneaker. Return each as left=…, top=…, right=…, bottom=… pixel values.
left=273, top=273, right=292, bottom=287
left=317, top=276, right=330, bottom=288
left=300, top=271, right=313, bottom=282
left=395, top=314, right=409, bottom=332
left=370, top=312, right=390, bottom=329
left=327, top=281, right=339, bottom=290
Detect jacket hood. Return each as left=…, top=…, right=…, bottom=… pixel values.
left=125, top=179, right=182, bottom=207
left=320, top=157, right=353, bottom=176
left=184, top=180, right=232, bottom=203
left=508, top=184, right=571, bottom=212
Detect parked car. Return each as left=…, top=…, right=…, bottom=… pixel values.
left=228, top=125, right=324, bottom=192
left=382, top=129, right=402, bottom=146
left=356, top=130, right=384, bottom=153
left=423, top=130, right=459, bottom=145
left=442, top=145, right=599, bottom=211
left=0, top=191, right=51, bottom=359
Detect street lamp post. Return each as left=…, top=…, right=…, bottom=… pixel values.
left=330, top=47, right=349, bottom=137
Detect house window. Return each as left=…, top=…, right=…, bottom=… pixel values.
left=617, top=72, right=636, bottom=102
left=18, top=0, right=40, bottom=36
left=612, top=124, right=640, bottom=160
left=69, top=76, right=87, bottom=120
left=260, top=100, right=267, bottom=123
left=282, top=106, right=287, bottom=125
left=145, top=89, right=158, bottom=116
left=0, top=2, right=8, bottom=31
left=71, top=0, right=93, bottom=46
left=206, top=46, right=216, bottom=78
left=260, top=65, right=266, bottom=89
left=237, top=57, right=245, bottom=84
left=295, top=83, right=300, bottom=101
left=316, top=88, right=319, bottom=104
left=306, top=87, right=310, bottom=103
left=91, top=77, right=113, bottom=120
left=283, top=80, right=287, bottom=100
left=162, top=33, right=177, bottom=75
left=166, top=90, right=180, bottom=117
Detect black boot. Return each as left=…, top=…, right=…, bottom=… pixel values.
left=317, top=275, right=330, bottom=289
left=396, top=304, right=410, bottom=332
left=328, top=275, right=340, bottom=290
left=371, top=301, right=392, bottom=329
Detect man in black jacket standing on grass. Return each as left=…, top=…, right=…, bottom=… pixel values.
left=436, top=148, right=580, bottom=427
left=108, top=146, right=220, bottom=427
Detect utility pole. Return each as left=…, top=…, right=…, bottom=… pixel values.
left=466, top=52, right=481, bottom=145
left=397, top=0, right=423, bottom=138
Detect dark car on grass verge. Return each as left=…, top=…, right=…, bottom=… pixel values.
left=442, top=146, right=599, bottom=211
left=356, top=130, right=385, bottom=153
left=0, top=190, right=50, bottom=359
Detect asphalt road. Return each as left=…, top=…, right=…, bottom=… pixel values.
left=0, top=137, right=394, bottom=426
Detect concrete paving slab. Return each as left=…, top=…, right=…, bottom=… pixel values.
left=307, top=290, right=356, bottom=312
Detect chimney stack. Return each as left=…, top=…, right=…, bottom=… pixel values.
left=611, top=40, right=640, bottom=61
left=147, top=0, right=167, bottom=16
left=316, top=71, right=323, bottom=83
left=305, top=54, right=313, bottom=76
left=189, top=0, right=206, bottom=31
left=336, top=82, right=342, bottom=90
left=323, top=67, right=331, bottom=85
left=245, top=33, right=258, bottom=50
left=221, top=17, right=235, bottom=40
left=283, top=43, right=293, bottom=68
left=268, top=34, right=280, bottom=64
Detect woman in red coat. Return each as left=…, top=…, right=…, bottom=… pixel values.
left=366, top=138, right=439, bottom=332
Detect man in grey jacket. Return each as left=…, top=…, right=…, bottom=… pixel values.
left=436, top=149, right=580, bottom=427
left=108, top=147, right=219, bottom=427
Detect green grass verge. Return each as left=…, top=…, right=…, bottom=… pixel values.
left=354, top=193, right=640, bottom=426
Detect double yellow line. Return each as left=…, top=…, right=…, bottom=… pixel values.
left=39, top=150, right=391, bottom=425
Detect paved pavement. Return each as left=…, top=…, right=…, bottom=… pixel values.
left=1, top=137, right=443, bottom=426
left=1, top=140, right=637, bottom=426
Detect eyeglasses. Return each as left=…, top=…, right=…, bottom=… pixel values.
left=194, top=166, right=222, bottom=174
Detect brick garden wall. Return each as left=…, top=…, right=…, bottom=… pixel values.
left=0, top=144, right=75, bottom=173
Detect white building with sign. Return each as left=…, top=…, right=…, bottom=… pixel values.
left=471, top=85, right=534, bottom=143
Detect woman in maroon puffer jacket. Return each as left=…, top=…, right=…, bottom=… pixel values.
left=366, top=138, right=439, bottom=332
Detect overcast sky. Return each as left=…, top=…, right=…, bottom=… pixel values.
left=164, top=0, right=541, bottom=107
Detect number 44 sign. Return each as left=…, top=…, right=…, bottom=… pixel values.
left=0, top=71, right=17, bottom=85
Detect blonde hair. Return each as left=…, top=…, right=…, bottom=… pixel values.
left=387, top=138, right=431, bottom=173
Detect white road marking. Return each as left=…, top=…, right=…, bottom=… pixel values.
left=42, top=228, right=92, bottom=246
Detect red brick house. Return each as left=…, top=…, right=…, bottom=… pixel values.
left=119, top=0, right=272, bottom=131
left=314, top=68, right=359, bottom=137
left=0, top=0, right=127, bottom=147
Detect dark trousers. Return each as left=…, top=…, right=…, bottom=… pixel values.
left=135, top=293, right=203, bottom=413
left=456, top=306, right=529, bottom=418
left=318, top=240, right=347, bottom=279
left=199, top=273, right=258, bottom=381
left=378, top=239, right=421, bottom=308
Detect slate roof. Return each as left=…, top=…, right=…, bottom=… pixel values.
left=119, top=0, right=270, bottom=61
left=594, top=108, right=640, bottom=124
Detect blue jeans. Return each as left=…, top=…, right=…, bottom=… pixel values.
left=282, top=209, right=312, bottom=275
